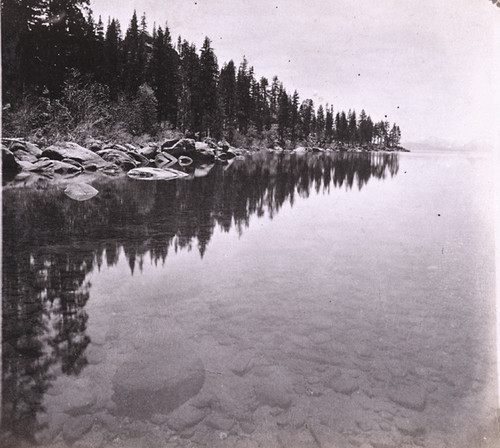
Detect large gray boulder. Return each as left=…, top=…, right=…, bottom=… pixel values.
left=42, top=142, right=103, bottom=163
left=13, top=149, right=38, bottom=163
left=96, top=148, right=137, bottom=171
left=162, top=138, right=196, bottom=157
left=9, top=141, right=43, bottom=157
left=111, top=341, right=205, bottom=418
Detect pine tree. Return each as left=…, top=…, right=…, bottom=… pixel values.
left=218, top=60, right=237, bottom=140
left=325, top=105, right=334, bottom=142
left=277, top=88, right=290, bottom=143
left=199, top=36, right=219, bottom=137
left=316, top=104, right=325, bottom=141
left=236, top=57, right=252, bottom=133
left=104, top=18, right=122, bottom=98
left=290, top=91, right=300, bottom=143
left=348, top=110, right=358, bottom=144
left=178, top=40, right=201, bottom=135
left=299, top=99, right=314, bottom=140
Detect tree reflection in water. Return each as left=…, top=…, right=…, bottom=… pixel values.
left=1, top=151, right=398, bottom=442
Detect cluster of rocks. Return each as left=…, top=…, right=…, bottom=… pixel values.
left=1, top=137, right=248, bottom=181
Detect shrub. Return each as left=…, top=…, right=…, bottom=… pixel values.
left=120, top=84, right=158, bottom=136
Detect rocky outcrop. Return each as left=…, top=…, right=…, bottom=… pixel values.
left=2, top=136, right=249, bottom=183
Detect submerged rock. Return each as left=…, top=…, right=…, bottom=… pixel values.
left=388, top=385, right=427, bottom=412
left=166, top=403, right=206, bottom=432
left=253, top=366, right=294, bottom=409
left=64, top=183, right=99, bottom=201
left=111, top=341, right=205, bottom=418
left=62, top=415, right=94, bottom=444
left=127, top=167, right=188, bottom=181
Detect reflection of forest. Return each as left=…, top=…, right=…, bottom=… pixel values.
left=1, top=151, right=398, bottom=441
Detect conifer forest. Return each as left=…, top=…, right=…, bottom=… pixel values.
left=1, top=1, right=403, bottom=148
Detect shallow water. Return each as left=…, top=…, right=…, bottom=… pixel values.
left=1, top=150, right=497, bottom=448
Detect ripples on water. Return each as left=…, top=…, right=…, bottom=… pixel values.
left=1, top=151, right=497, bottom=448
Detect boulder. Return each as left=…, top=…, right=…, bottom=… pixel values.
left=293, top=146, right=309, bottom=153
left=137, top=145, right=158, bottom=159
left=64, top=183, right=99, bottom=201
left=42, top=142, right=102, bottom=163
left=196, top=147, right=216, bottom=163
left=9, top=141, right=42, bottom=157
left=388, top=385, right=427, bottom=412
left=82, top=158, right=113, bottom=172
left=127, top=167, right=189, bottom=181
left=202, top=137, right=218, bottom=149
left=166, top=404, right=206, bottom=432
left=13, top=149, right=38, bottom=163
left=83, top=139, right=103, bottom=152
left=2, top=147, right=21, bottom=173
left=253, top=367, right=294, bottom=410
left=96, top=148, right=137, bottom=171
left=126, top=151, right=150, bottom=166
left=111, top=341, right=205, bottom=418
left=61, top=158, right=84, bottom=169
left=62, top=415, right=94, bottom=445
left=17, top=160, right=37, bottom=171
left=194, top=164, right=214, bottom=178
left=53, top=160, right=83, bottom=174
left=162, top=138, right=196, bottom=157
left=29, top=158, right=55, bottom=172
left=162, top=138, right=181, bottom=148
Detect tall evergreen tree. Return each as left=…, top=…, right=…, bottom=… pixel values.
left=325, top=105, right=334, bottom=142
left=290, top=91, right=300, bottom=143
left=199, top=36, right=219, bottom=137
left=299, top=99, right=314, bottom=140
left=316, top=104, right=325, bottom=141
left=236, top=57, right=252, bottom=133
left=218, top=60, right=237, bottom=140
left=104, top=18, right=122, bottom=98
left=277, top=88, right=290, bottom=142
left=178, top=40, right=201, bottom=134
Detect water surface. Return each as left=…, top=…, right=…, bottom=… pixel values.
left=2, top=150, right=497, bottom=448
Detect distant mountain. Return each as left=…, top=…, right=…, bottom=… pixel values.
left=404, top=139, right=494, bottom=153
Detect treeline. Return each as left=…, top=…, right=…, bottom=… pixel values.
left=2, top=1, right=402, bottom=147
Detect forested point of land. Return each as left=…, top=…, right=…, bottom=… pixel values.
left=1, top=1, right=403, bottom=150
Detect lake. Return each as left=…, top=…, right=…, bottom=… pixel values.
left=1, top=149, right=497, bottom=448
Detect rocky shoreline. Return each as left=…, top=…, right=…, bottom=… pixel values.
left=2, top=137, right=409, bottom=186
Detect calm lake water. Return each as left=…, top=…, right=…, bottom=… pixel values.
left=2, top=150, right=497, bottom=448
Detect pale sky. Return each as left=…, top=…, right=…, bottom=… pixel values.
left=90, top=0, right=500, bottom=145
